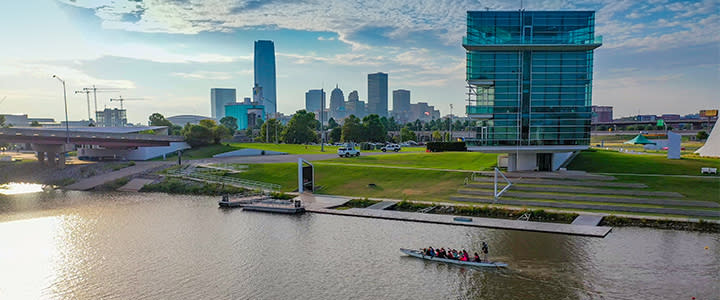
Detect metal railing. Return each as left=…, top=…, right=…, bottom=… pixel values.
left=167, top=168, right=280, bottom=191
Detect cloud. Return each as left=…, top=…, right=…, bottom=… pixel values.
left=0, top=62, right=135, bottom=89
left=317, top=36, right=336, bottom=41
left=171, top=70, right=252, bottom=80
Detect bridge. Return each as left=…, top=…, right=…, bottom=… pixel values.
left=0, top=127, right=185, bottom=168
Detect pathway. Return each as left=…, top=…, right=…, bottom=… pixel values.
left=64, top=162, right=169, bottom=191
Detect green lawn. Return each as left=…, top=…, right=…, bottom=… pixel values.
left=231, top=163, right=468, bottom=201
left=320, top=152, right=498, bottom=171
left=567, top=150, right=720, bottom=202
left=568, top=150, right=720, bottom=175
left=157, top=143, right=425, bottom=160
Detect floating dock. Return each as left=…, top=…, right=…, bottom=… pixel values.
left=219, top=196, right=305, bottom=214
left=306, top=207, right=611, bottom=237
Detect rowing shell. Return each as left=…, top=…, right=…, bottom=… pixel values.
left=400, top=248, right=508, bottom=268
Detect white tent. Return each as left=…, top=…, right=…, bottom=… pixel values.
left=695, top=118, right=720, bottom=157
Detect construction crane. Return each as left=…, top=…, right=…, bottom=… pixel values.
left=109, top=96, right=146, bottom=110
left=74, top=90, right=93, bottom=120
left=82, top=86, right=122, bottom=115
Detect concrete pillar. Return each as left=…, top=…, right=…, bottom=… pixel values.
left=46, top=152, right=57, bottom=167
left=36, top=151, right=45, bottom=163
left=57, top=153, right=66, bottom=169
left=507, top=152, right=537, bottom=171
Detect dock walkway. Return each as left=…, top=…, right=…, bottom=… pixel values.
left=301, top=194, right=612, bottom=238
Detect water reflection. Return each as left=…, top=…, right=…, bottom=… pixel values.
left=0, top=182, right=46, bottom=195
left=0, top=191, right=717, bottom=299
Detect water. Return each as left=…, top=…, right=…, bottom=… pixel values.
left=1, top=190, right=718, bottom=299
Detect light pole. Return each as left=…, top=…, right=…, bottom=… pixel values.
left=320, top=88, right=324, bottom=152
left=53, top=75, right=70, bottom=144
left=449, top=104, right=453, bottom=142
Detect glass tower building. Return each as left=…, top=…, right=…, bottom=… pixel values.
left=210, top=88, right=237, bottom=119
left=463, top=11, right=601, bottom=171
left=254, top=40, right=277, bottom=116
left=367, top=72, right=388, bottom=117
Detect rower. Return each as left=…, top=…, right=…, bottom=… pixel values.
left=481, top=242, right=489, bottom=262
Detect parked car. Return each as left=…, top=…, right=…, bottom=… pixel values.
left=381, top=144, right=401, bottom=152
left=338, top=146, right=360, bottom=157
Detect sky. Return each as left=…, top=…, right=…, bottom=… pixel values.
left=0, top=0, right=717, bottom=124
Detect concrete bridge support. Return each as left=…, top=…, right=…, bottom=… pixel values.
left=31, top=144, right=74, bottom=169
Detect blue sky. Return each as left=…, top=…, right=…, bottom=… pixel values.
left=0, top=0, right=717, bottom=124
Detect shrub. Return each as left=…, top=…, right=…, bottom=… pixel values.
left=426, top=142, right=467, bottom=152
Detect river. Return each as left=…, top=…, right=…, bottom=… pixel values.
left=0, top=189, right=718, bottom=299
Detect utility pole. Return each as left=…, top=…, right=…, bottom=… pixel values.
left=266, top=113, right=270, bottom=143
left=449, top=104, right=453, bottom=142
left=52, top=75, right=70, bottom=144
left=74, top=90, right=92, bottom=120
left=320, top=88, right=324, bottom=152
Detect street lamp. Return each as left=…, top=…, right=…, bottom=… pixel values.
left=52, top=75, right=70, bottom=144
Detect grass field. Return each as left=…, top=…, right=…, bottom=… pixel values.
left=568, top=150, right=720, bottom=202
left=231, top=163, right=468, bottom=201
left=321, top=152, right=498, bottom=171
left=568, top=149, right=720, bottom=175
left=157, top=143, right=425, bottom=160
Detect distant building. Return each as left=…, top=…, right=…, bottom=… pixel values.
left=254, top=40, right=277, bottom=116
left=591, top=106, right=613, bottom=123
left=367, top=72, right=388, bottom=117
left=96, top=108, right=127, bottom=127
left=225, top=103, right=265, bottom=130
left=660, top=114, right=680, bottom=121
left=243, top=97, right=251, bottom=105
left=409, top=102, right=440, bottom=121
left=636, top=115, right=657, bottom=122
left=0, top=114, right=29, bottom=126
left=344, top=90, right=365, bottom=118
left=166, top=115, right=214, bottom=126
left=211, top=88, right=237, bottom=119
left=305, top=89, right=325, bottom=115
left=392, top=89, right=411, bottom=122
left=61, top=120, right=93, bottom=127
left=329, top=85, right=345, bottom=120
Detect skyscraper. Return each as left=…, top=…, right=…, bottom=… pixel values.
left=464, top=11, right=601, bottom=171
left=392, top=89, right=411, bottom=122
left=329, top=84, right=345, bottom=120
left=367, top=72, right=388, bottom=117
left=305, top=89, right=325, bottom=114
left=254, top=40, right=276, bottom=116
left=210, top=88, right=237, bottom=119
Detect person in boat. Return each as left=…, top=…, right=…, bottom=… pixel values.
left=438, top=248, right=446, bottom=259
left=428, top=247, right=436, bottom=257
left=461, top=250, right=469, bottom=261
left=481, top=242, right=489, bottom=262
left=473, top=252, right=481, bottom=262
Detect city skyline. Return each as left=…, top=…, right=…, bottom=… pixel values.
left=0, top=0, right=717, bottom=124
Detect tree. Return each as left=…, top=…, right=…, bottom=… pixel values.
left=198, top=119, right=217, bottom=129
left=182, top=124, right=213, bottom=147
left=329, top=127, right=342, bottom=143
left=0, top=115, right=5, bottom=127
left=432, top=130, right=442, bottom=141
left=697, top=131, right=709, bottom=140
left=327, top=117, right=339, bottom=129
left=148, top=113, right=172, bottom=127
left=169, top=124, right=183, bottom=135
left=30, top=120, right=42, bottom=127
left=259, top=118, right=284, bottom=143
left=363, top=114, right=387, bottom=142
left=400, top=126, right=416, bottom=142
left=341, top=115, right=364, bottom=142
left=281, top=110, right=319, bottom=144
left=219, top=116, right=238, bottom=135
left=212, top=125, right=231, bottom=144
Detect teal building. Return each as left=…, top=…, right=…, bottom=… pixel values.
left=464, top=11, right=601, bottom=171
left=224, top=103, right=265, bottom=130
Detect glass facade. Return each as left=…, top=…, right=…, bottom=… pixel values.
left=464, top=11, right=600, bottom=147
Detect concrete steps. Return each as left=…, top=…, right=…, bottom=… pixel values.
left=473, top=177, right=647, bottom=188
left=365, top=201, right=397, bottom=210
left=449, top=196, right=720, bottom=218
left=466, top=183, right=682, bottom=198
left=457, top=189, right=718, bottom=208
